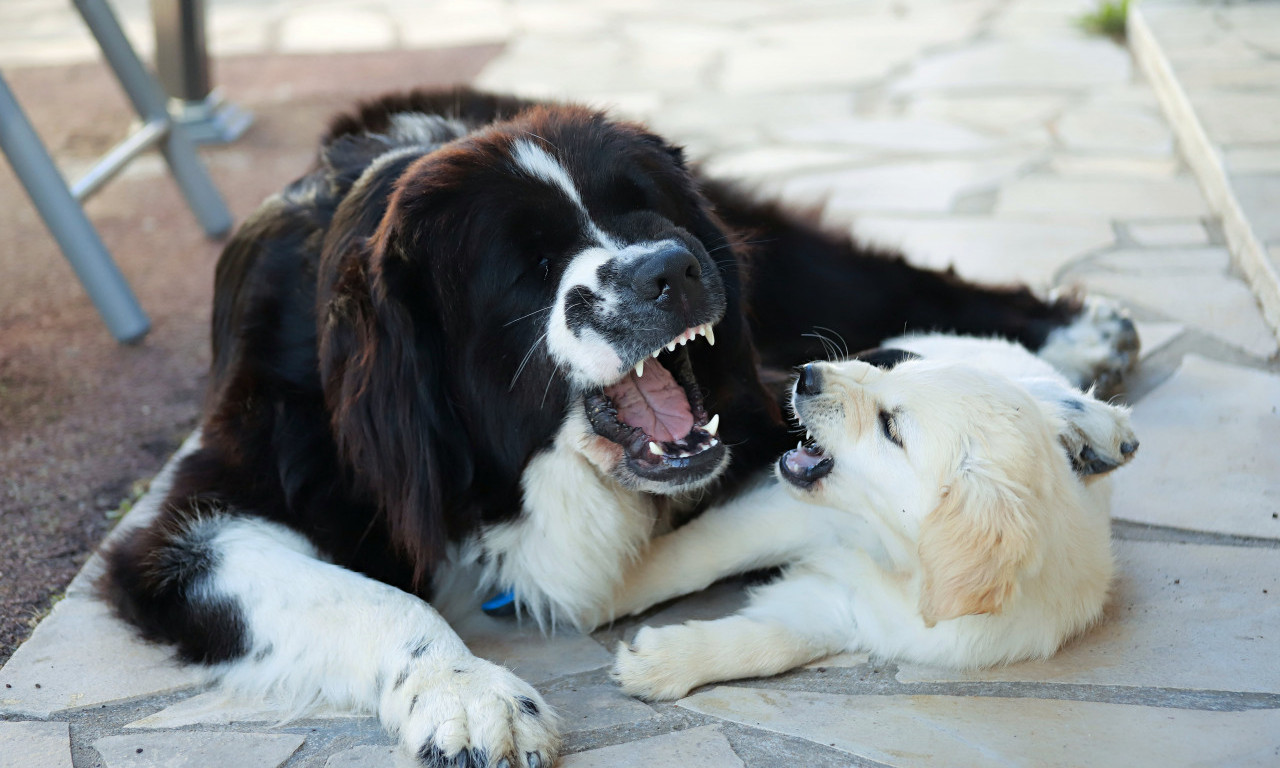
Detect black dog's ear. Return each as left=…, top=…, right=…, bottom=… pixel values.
left=318, top=240, right=458, bottom=586
left=853, top=347, right=922, bottom=370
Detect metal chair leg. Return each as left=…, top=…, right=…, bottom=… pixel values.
left=0, top=75, right=151, bottom=344
left=74, top=0, right=233, bottom=238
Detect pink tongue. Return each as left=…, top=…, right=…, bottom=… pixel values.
left=784, top=447, right=827, bottom=475
left=604, top=362, right=694, bottom=443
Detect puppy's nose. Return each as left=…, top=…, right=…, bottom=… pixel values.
left=796, top=363, right=822, bottom=395
left=630, top=245, right=703, bottom=312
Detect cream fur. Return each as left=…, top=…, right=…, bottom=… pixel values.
left=611, top=334, right=1131, bottom=701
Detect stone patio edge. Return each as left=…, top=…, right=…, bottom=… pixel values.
left=1128, top=1, right=1280, bottom=344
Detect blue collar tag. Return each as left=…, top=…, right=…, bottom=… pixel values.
left=481, top=589, right=516, bottom=617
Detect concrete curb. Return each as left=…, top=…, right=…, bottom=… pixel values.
left=1128, top=1, right=1280, bottom=347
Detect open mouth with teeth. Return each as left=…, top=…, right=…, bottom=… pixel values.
left=780, top=407, right=834, bottom=488
left=585, top=323, right=726, bottom=485
left=779, top=436, right=834, bottom=488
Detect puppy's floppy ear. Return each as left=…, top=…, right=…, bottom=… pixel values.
left=917, top=459, right=1036, bottom=627
left=318, top=236, right=460, bottom=586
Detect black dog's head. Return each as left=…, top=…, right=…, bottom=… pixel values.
left=317, top=103, right=771, bottom=572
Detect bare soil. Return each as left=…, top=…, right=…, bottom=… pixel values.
left=0, top=44, right=500, bottom=664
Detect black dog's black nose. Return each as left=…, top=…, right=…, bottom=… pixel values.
left=796, top=364, right=822, bottom=396
left=631, top=246, right=702, bottom=311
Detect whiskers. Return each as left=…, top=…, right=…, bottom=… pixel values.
left=510, top=330, right=550, bottom=392
left=503, top=304, right=555, bottom=328
left=801, top=326, right=851, bottom=362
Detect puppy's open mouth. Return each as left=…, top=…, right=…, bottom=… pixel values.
left=780, top=434, right=834, bottom=488
left=585, top=324, right=725, bottom=484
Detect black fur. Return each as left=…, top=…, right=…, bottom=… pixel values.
left=100, top=87, right=1089, bottom=671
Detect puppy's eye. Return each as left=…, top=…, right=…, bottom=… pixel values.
left=879, top=409, right=904, bottom=449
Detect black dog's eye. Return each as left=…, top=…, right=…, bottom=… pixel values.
left=537, top=256, right=550, bottom=278
left=879, top=409, right=904, bottom=448
left=614, top=176, right=653, bottom=213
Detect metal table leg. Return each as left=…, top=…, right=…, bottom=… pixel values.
left=0, top=75, right=151, bottom=344
left=150, top=0, right=253, bottom=145
left=74, top=0, right=233, bottom=238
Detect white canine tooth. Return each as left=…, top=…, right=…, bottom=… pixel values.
left=650, top=442, right=665, bottom=456
left=806, top=430, right=813, bottom=441
left=706, top=413, right=720, bottom=436
left=652, top=349, right=661, bottom=358
left=634, top=360, right=645, bottom=378
left=797, top=441, right=804, bottom=450
left=705, top=324, right=715, bottom=346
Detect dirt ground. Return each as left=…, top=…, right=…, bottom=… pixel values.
left=0, top=44, right=500, bottom=664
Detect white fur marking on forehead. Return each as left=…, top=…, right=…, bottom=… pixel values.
left=513, top=139, right=584, bottom=207
left=511, top=139, right=617, bottom=249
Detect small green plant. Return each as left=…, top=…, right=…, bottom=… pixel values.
left=1080, top=0, right=1130, bottom=42
left=105, top=478, right=151, bottom=523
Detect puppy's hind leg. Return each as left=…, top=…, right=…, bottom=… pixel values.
left=612, top=574, right=848, bottom=701
left=101, top=509, right=558, bottom=768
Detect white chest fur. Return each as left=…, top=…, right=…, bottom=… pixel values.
left=472, top=412, right=661, bottom=630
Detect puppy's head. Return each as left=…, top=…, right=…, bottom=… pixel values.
left=779, top=354, right=1069, bottom=626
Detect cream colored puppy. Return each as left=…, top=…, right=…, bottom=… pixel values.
left=609, top=334, right=1137, bottom=701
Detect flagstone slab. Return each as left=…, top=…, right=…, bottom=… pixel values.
left=1225, top=147, right=1280, bottom=175
left=851, top=215, right=1114, bottom=287
left=1049, top=155, right=1182, bottom=178
left=0, top=721, right=72, bottom=768
left=1055, top=107, right=1174, bottom=156
left=324, top=745, right=416, bottom=768
left=0, top=595, right=200, bottom=718
left=903, top=94, right=1067, bottom=135
left=1126, top=221, right=1208, bottom=247
left=784, top=156, right=1034, bottom=216
left=997, top=177, right=1209, bottom=218
left=278, top=8, right=395, bottom=54
left=777, top=118, right=997, bottom=154
left=895, top=539, right=1280, bottom=692
left=124, top=690, right=360, bottom=730
left=447, top=608, right=614, bottom=685
left=94, top=731, right=304, bottom=768
left=701, top=147, right=869, bottom=182
left=562, top=725, right=743, bottom=767
left=892, top=39, right=1131, bottom=93
left=1111, top=356, right=1280, bottom=539
left=679, top=688, right=1280, bottom=767
left=544, top=680, right=658, bottom=733
left=1132, top=321, right=1185, bottom=360
left=1076, top=269, right=1276, bottom=358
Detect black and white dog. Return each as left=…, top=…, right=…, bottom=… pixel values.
left=100, top=89, right=1137, bottom=767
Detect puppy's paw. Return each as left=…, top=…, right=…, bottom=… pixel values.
left=382, top=653, right=558, bottom=768
left=612, top=626, right=701, bottom=702
left=1038, top=294, right=1140, bottom=399
left=1058, top=396, right=1139, bottom=477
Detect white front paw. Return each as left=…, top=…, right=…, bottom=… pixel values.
left=1039, top=294, right=1140, bottom=398
left=382, top=652, right=558, bottom=768
left=612, top=625, right=703, bottom=702
left=1058, top=396, right=1139, bottom=476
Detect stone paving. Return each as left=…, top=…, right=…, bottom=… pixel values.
left=1130, top=0, right=1280, bottom=351
left=3, top=1, right=1280, bottom=766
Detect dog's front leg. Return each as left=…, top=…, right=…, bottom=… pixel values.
left=606, top=481, right=826, bottom=623
left=153, top=516, right=559, bottom=768
left=1022, top=376, right=1139, bottom=476
left=612, top=573, right=848, bottom=701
